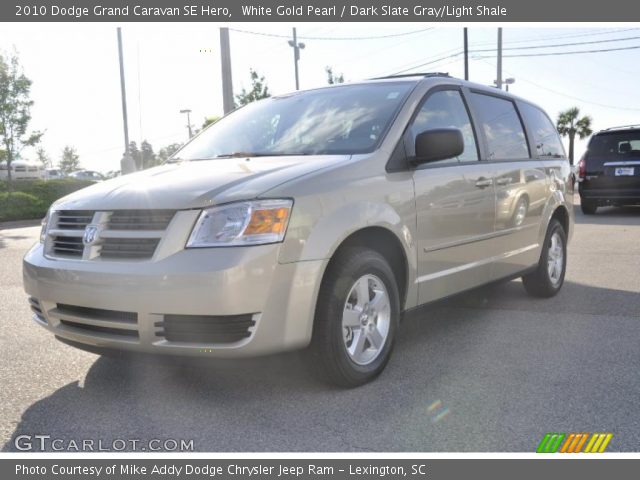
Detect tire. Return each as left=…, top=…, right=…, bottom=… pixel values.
left=309, top=247, right=400, bottom=387
left=522, top=219, right=567, bottom=298
left=580, top=198, right=598, bottom=215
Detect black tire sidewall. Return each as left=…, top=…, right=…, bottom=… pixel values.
left=314, top=249, right=400, bottom=385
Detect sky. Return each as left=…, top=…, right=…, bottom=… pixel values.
left=1, top=23, right=639, bottom=173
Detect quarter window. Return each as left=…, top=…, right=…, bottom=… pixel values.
left=470, top=93, right=530, bottom=160
left=519, top=103, right=566, bottom=159
left=410, top=90, right=479, bottom=164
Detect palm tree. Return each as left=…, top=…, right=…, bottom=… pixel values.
left=556, top=107, right=593, bottom=165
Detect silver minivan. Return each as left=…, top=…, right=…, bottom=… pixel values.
left=23, top=74, right=573, bottom=386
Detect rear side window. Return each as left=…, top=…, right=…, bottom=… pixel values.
left=470, top=93, right=530, bottom=160
left=410, top=89, right=479, bottom=164
left=519, top=103, right=565, bottom=159
left=589, top=131, right=640, bottom=159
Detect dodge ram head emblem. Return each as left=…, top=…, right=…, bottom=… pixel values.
left=82, top=225, right=99, bottom=246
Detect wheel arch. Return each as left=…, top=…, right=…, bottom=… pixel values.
left=322, top=226, right=411, bottom=311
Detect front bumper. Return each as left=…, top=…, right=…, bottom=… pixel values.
left=23, top=243, right=326, bottom=358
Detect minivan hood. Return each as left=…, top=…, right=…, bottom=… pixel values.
left=54, top=155, right=350, bottom=211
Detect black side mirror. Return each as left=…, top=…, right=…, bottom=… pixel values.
left=413, top=128, right=464, bottom=165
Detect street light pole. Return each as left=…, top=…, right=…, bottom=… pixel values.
left=288, top=28, right=305, bottom=90
left=496, top=27, right=503, bottom=90
left=180, top=109, right=193, bottom=140
left=117, top=27, right=133, bottom=173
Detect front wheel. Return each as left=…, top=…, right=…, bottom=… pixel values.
left=522, top=219, right=567, bottom=298
left=310, top=247, right=400, bottom=387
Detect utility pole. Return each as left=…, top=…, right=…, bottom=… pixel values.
left=219, top=27, right=234, bottom=114
left=463, top=28, right=469, bottom=81
left=180, top=109, right=193, bottom=140
left=117, top=27, right=133, bottom=173
left=288, top=28, right=305, bottom=90
left=496, top=27, right=503, bottom=90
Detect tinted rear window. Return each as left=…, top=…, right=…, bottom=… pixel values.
left=589, top=131, right=640, bottom=159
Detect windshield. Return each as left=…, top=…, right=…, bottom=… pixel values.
left=175, top=82, right=414, bottom=160
left=589, top=131, right=640, bottom=159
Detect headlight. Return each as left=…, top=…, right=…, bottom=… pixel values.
left=39, top=209, right=51, bottom=244
left=186, top=199, right=293, bottom=248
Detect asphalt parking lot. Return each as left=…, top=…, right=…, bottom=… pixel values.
left=1, top=198, right=639, bottom=452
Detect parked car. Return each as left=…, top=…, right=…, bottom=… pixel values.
left=46, top=169, right=66, bottom=180
left=68, top=170, right=104, bottom=182
left=0, top=160, right=45, bottom=180
left=23, top=74, right=573, bottom=386
left=578, top=125, right=640, bottom=214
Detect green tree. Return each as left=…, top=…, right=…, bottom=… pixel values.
left=0, top=50, right=43, bottom=187
left=36, top=147, right=51, bottom=168
left=58, top=145, right=80, bottom=174
left=157, top=143, right=182, bottom=163
left=325, top=66, right=344, bottom=85
left=140, top=140, right=155, bottom=169
left=556, top=107, right=593, bottom=165
left=202, top=116, right=220, bottom=129
left=128, top=141, right=141, bottom=170
left=235, top=69, right=270, bottom=107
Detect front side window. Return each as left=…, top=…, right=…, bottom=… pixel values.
left=175, top=82, right=414, bottom=160
left=470, top=93, right=530, bottom=160
left=519, top=103, right=565, bottom=159
left=410, top=89, right=479, bottom=164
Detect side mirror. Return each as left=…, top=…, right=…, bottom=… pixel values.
left=413, top=128, right=464, bottom=165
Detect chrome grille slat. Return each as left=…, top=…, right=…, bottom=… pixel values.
left=51, top=235, right=84, bottom=257
left=107, top=210, right=175, bottom=231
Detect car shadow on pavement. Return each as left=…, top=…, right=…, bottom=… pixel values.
left=4, top=279, right=640, bottom=452
left=0, top=232, right=31, bottom=250
left=574, top=205, right=640, bottom=226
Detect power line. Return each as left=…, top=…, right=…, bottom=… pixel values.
left=473, top=34, right=640, bottom=53
left=478, top=59, right=640, bottom=112
left=228, top=27, right=433, bottom=41
left=390, top=39, right=640, bottom=76
left=475, top=43, right=640, bottom=59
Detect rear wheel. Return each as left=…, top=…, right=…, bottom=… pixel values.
left=522, top=219, right=567, bottom=298
left=310, top=247, right=400, bottom=387
left=580, top=198, right=598, bottom=215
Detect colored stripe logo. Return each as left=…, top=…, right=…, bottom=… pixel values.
left=537, top=432, right=613, bottom=453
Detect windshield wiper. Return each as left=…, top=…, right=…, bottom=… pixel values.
left=214, top=152, right=271, bottom=158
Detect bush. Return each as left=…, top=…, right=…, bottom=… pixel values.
left=0, top=192, right=45, bottom=222
left=0, top=179, right=95, bottom=222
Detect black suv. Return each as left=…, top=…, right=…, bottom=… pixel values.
left=578, top=125, right=640, bottom=214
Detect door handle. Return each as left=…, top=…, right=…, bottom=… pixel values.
left=475, top=177, right=493, bottom=189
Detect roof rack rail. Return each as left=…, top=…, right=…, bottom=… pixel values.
left=371, top=72, right=451, bottom=80
left=603, top=124, right=640, bottom=131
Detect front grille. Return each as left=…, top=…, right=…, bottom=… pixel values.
left=52, top=236, right=84, bottom=257
left=56, top=211, right=94, bottom=230
left=52, top=304, right=139, bottom=339
left=47, top=209, right=175, bottom=261
left=28, top=297, right=46, bottom=323
left=100, top=238, right=160, bottom=259
left=108, top=210, right=175, bottom=230
left=158, top=314, right=256, bottom=344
